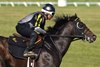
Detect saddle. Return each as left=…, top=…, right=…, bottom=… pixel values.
left=8, top=33, right=43, bottom=59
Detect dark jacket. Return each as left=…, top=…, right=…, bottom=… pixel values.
left=16, top=11, right=46, bottom=38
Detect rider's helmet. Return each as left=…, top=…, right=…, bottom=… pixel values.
left=41, top=3, right=55, bottom=16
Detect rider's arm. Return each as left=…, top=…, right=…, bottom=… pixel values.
left=34, top=27, right=46, bottom=34
left=32, top=13, right=46, bottom=34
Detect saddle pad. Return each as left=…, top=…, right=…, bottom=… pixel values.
left=8, top=36, right=43, bottom=60
left=8, top=36, right=27, bottom=59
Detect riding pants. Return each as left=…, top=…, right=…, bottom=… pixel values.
left=16, top=23, right=38, bottom=51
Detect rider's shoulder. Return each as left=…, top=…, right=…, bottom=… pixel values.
left=24, top=11, right=44, bottom=19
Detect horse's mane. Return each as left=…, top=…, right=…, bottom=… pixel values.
left=47, top=14, right=78, bottom=34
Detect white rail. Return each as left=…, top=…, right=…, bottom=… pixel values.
left=0, top=2, right=100, bottom=7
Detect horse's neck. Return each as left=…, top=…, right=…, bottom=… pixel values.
left=54, top=24, right=73, bottom=57
left=54, top=37, right=72, bottom=56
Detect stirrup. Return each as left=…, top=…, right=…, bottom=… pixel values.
left=23, top=51, right=38, bottom=58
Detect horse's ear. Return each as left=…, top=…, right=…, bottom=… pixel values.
left=75, top=13, right=77, bottom=17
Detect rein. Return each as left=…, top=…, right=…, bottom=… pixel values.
left=49, top=35, right=83, bottom=38
left=48, top=35, right=84, bottom=41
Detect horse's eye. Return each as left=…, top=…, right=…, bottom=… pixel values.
left=76, top=22, right=84, bottom=29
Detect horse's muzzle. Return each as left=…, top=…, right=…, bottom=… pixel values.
left=85, top=35, right=96, bottom=43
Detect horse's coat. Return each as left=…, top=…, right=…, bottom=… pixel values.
left=0, top=14, right=96, bottom=67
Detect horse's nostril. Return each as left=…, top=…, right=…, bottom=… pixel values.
left=93, top=35, right=96, bottom=40
left=85, top=35, right=96, bottom=43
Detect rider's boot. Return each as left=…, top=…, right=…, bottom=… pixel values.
left=23, top=32, right=38, bottom=58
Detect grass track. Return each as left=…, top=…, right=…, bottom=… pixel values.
left=0, top=6, right=100, bottom=67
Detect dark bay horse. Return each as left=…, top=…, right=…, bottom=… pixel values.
left=0, top=14, right=96, bottom=67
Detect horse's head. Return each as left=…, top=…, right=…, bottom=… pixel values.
left=68, top=14, right=96, bottom=43
left=47, top=14, right=96, bottom=43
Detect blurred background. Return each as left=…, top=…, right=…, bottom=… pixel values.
left=0, top=0, right=100, bottom=67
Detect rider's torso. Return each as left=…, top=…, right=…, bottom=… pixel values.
left=18, top=11, right=46, bottom=29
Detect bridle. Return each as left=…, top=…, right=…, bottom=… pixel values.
left=48, top=17, right=87, bottom=41
left=71, top=17, right=86, bottom=40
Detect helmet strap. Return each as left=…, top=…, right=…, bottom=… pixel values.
left=43, top=13, right=48, bottom=20
left=45, top=13, right=49, bottom=20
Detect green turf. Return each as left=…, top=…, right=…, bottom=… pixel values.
left=0, top=6, right=100, bottom=67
